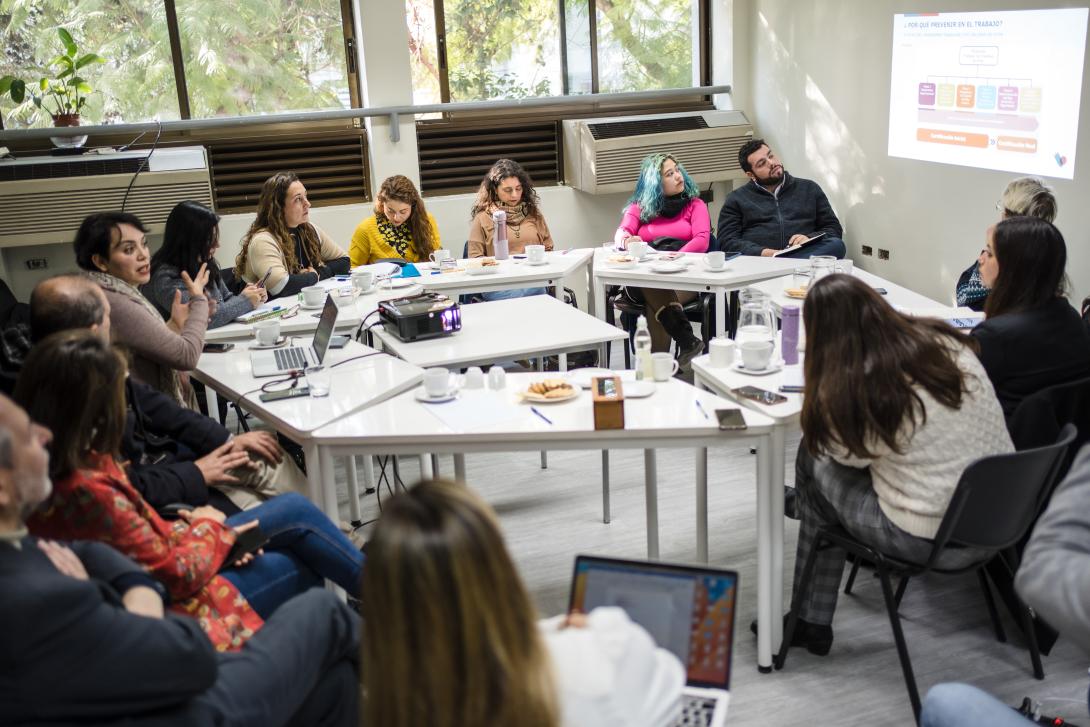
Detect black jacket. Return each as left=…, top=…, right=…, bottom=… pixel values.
left=717, top=173, right=843, bottom=256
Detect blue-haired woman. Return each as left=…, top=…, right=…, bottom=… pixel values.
left=613, top=153, right=709, bottom=367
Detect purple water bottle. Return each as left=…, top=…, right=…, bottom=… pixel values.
left=492, top=210, right=509, bottom=260
left=782, top=305, right=800, bottom=366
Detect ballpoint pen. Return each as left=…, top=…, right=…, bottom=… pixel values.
left=530, top=406, right=553, bottom=425
left=694, top=400, right=710, bottom=420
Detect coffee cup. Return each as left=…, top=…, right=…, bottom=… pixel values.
left=525, top=244, right=546, bottom=264
left=302, top=286, right=326, bottom=308
left=704, top=250, right=726, bottom=270
left=488, top=366, right=506, bottom=390
left=463, top=366, right=484, bottom=389
left=254, top=319, right=281, bottom=346
left=628, top=240, right=649, bottom=260
left=424, top=367, right=451, bottom=398
left=351, top=270, right=374, bottom=294
left=651, top=352, right=680, bottom=382
left=430, top=249, right=452, bottom=265
left=740, top=340, right=774, bottom=371
left=709, top=337, right=735, bottom=367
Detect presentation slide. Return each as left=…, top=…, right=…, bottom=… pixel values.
left=888, top=9, right=1088, bottom=180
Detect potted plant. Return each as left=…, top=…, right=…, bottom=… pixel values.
left=0, top=28, right=105, bottom=144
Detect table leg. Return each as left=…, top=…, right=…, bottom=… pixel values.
left=715, top=290, right=727, bottom=338
left=454, top=453, right=466, bottom=482
left=771, top=424, right=787, bottom=653
left=304, top=442, right=324, bottom=512
left=593, top=272, right=606, bottom=322
left=554, top=282, right=564, bottom=302
left=346, top=456, right=362, bottom=524
left=318, top=444, right=340, bottom=522
left=755, top=433, right=774, bottom=672
left=601, top=450, right=611, bottom=524
left=644, top=449, right=659, bottom=559
left=420, top=454, right=434, bottom=479
left=206, top=388, right=220, bottom=424
left=361, top=455, right=375, bottom=494
left=430, top=453, right=440, bottom=477
left=696, top=447, right=709, bottom=563
left=559, top=353, right=568, bottom=371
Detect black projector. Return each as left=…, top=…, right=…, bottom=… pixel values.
left=378, top=291, right=461, bottom=342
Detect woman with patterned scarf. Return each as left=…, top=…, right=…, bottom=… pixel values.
left=468, top=158, right=555, bottom=300
left=349, top=175, right=441, bottom=266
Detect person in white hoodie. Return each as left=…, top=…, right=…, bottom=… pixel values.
left=359, top=479, right=684, bottom=727
left=781, top=274, right=1013, bottom=656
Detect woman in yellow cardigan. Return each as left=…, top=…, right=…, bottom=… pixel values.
left=350, top=175, right=441, bottom=266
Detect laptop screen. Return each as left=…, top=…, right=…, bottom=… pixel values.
left=569, top=555, right=738, bottom=690
left=312, top=295, right=338, bottom=363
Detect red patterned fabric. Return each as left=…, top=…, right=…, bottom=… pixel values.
left=28, top=453, right=263, bottom=651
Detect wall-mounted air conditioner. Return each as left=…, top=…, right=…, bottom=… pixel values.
left=0, top=146, right=213, bottom=248
left=562, top=110, right=754, bottom=194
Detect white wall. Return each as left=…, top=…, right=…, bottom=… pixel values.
left=739, top=0, right=1090, bottom=305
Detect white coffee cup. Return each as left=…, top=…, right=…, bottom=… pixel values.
left=463, top=366, right=484, bottom=389
left=430, top=249, right=452, bottom=265
left=705, top=250, right=726, bottom=270
left=351, top=270, right=374, bottom=293
left=709, top=337, right=735, bottom=367
left=740, top=340, right=774, bottom=371
left=525, top=244, right=546, bottom=263
left=254, top=319, right=281, bottom=346
left=302, top=286, right=326, bottom=307
left=424, top=367, right=451, bottom=398
left=488, top=365, right=506, bottom=390
left=651, top=352, right=680, bottom=382
left=628, top=240, right=649, bottom=260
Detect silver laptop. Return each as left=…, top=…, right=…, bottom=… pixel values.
left=569, top=555, right=737, bottom=727
left=250, top=294, right=337, bottom=378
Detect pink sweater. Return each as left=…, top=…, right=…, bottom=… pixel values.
left=615, top=199, right=711, bottom=253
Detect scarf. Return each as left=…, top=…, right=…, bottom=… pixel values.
left=87, top=271, right=190, bottom=408
left=376, top=215, right=414, bottom=258
left=658, top=193, right=689, bottom=220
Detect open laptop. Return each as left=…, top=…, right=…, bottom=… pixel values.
left=250, top=294, right=337, bottom=377
left=569, top=555, right=737, bottom=727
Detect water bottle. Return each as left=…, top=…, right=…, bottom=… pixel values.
left=634, top=315, right=653, bottom=381
left=492, top=210, right=509, bottom=260
left=782, top=305, right=800, bottom=366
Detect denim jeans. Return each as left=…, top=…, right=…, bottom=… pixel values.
left=479, top=287, right=547, bottom=301
left=222, top=493, right=364, bottom=618
left=920, top=683, right=1035, bottom=727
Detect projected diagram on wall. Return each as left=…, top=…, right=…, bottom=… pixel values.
left=888, top=9, right=1088, bottom=180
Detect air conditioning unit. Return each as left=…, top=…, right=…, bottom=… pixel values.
left=0, top=146, right=213, bottom=248
left=562, top=110, right=754, bottom=194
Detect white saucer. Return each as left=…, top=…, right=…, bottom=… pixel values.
left=354, top=285, right=376, bottom=295
left=414, top=387, right=460, bottom=403
left=731, top=360, right=784, bottom=376
left=621, top=379, right=656, bottom=398
left=300, top=301, right=324, bottom=310
left=703, top=264, right=728, bottom=273
left=651, top=261, right=686, bottom=274
left=525, top=259, right=549, bottom=266
left=565, top=367, right=617, bottom=388
left=249, top=337, right=288, bottom=350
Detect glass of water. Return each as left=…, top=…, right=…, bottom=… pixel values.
left=305, top=365, right=331, bottom=397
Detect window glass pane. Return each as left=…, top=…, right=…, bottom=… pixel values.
left=0, top=0, right=180, bottom=126
left=563, top=0, right=593, bottom=95
left=175, top=0, right=351, bottom=118
left=406, top=0, right=442, bottom=106
left=444, top=0, right=561, bottom=101
left=595, top=0, right=698, bottom=93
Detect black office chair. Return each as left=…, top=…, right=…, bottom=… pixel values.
left=777, top=425, right=1076, bottom=723
left=1009, top=375, right=1090, bottom=483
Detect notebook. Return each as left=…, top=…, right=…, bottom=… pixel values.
left=250, top=294, right=337, bottom=378
left=568, top=555, right=738, bottom=727
left=772, top=232, right=825, bottom=257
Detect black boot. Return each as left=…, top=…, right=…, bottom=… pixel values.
left=655, top=303, right=704, bottom=371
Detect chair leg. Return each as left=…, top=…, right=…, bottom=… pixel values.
left=843, top=559, right=862, bottom=595
left=977, top=569, right=1007, bottom=643
left=876, top=563, right=921, bottom=722
left=1016, top=596, right=1046, bottom=679
left=894, top=575, right=910, bottom=607
left=775, top=536, right=826, bottom=670
left=623, top=338, right=632, bottom=369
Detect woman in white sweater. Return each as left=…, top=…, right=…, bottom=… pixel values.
left=783, top=274, right=1013, bottom=656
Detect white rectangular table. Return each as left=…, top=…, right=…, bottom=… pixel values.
left=414, top=248, right=593, bottom=303
left=591, top=249, right=800, bottom=336
left=745, top=267, right=956, bottom=317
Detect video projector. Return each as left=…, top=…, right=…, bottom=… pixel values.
left=377, top=291, right=461, bottom=342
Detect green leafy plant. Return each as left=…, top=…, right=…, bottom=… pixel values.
left=0, top=28, right=105, bottom=123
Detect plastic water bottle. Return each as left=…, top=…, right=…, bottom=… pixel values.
left=492, top=210, right=509, bottom=260
left=634, top=315, right=653, bottom=380
left=782, top=305, right=800, bottom=366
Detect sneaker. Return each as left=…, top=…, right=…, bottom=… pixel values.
left=750, top=613, right=834, bottom=656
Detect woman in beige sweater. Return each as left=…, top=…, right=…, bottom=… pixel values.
left=235, top=172, right=350, bottom=300
left=73, top=212, right=209, bottom=408
left=780, top=274, right=1012, bottom=656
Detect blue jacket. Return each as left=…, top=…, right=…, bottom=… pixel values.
left=717, top=173, right=843, bottom=256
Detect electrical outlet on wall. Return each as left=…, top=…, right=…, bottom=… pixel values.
left=878, top=249, right=890, bottom=261
left=25, top=258, right=47, bottom=270
left=861, top=245, right=873, bottom=256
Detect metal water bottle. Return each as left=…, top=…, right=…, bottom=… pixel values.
left=782, top=304, right=800, bottom=366
left=492, top=210, right=509, bottom=260
left=634, top=315, right=653, bottom=380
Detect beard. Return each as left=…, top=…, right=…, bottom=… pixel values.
left=16, top=473, right=51, bottom=519
left=758, top=166, right=785, bottom=185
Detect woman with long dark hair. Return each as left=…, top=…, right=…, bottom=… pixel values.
left=971, top=216, right=1090, bottom=418
left=147, top=200, right=267, bottom=328
left=350, top=175, right=440, bottom=265
left=781, top=275, right=1012, bottom=655
left=235, top=172, right=350, bottom=300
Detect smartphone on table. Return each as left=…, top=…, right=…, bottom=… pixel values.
left=203, top=342, right=234, bottom=353
left=716, top=408, right=748, bottom=430
left=732, top=385, right=788, bottom=406
left=259, top=387, right=310, bottom=402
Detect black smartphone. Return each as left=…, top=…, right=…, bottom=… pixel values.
left=222, top=525, right=268, bottom=568
left=259, top=386, right=311, bottom=402
left=716, top=408, right=748, bottom=430
left=873, top=287, right=888, bottom=295
left=732, top=385, right=788, bottom=406
left=203, top=342, right=234, bottom=353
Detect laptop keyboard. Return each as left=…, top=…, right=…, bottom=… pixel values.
left=273, top=347, right=308, bottom=371
left=674, top=694, right=718, bottom=727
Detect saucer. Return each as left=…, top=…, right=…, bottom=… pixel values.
left=414, top=387, right=460, bottom=404
left=525, top=259, right=549, bottom=266
left=651, top=261, right=686, bottom=274
left=731, top=360, right=784, bottom=376
left=565, top=367, right=617, bottom=388
left=621, top=379, right=656, bottom=398
left=703, top=264, right=727, bottom=272
left=354, top=285, right=376, bottom=295
left=300, top=301, right=324, bottom=310
left=250, top=336, right=288, bottom=350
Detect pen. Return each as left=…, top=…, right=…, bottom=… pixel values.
left=694, top=400, right=710, bottom=420
left=257, top=270, right=272, bottom=289
left=530, top=406, right=553, bottom=425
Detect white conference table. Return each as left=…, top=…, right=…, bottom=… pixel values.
left=745, top=267, right=963, bottom=317
left=370, top=294, right=626, bottom=371
left=591, top=248, right=800, bottom=336
left=190, top=340, right=424, bottom=519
